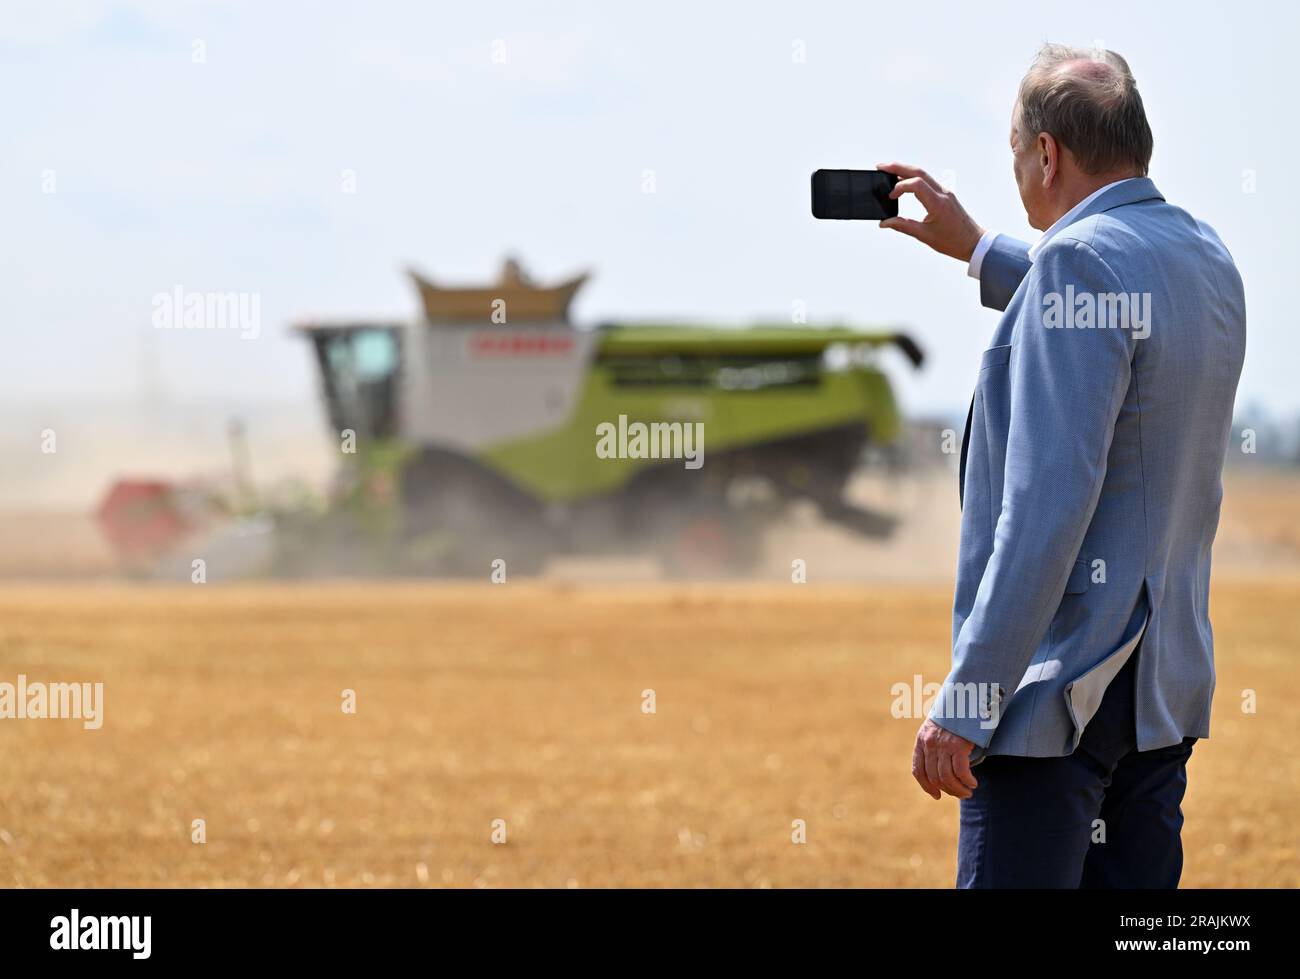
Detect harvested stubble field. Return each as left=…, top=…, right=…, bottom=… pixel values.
left=0, top=578, right=1295, bottom=887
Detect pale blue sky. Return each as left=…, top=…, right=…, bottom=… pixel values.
left=3, top=0, right=1296, bottom=420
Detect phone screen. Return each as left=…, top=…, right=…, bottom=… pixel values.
left=811, top=169, right=899, bottom=220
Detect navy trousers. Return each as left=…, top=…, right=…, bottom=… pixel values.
left=956, top=649, right=1197, bottom=888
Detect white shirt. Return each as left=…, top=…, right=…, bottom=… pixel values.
left=967, top=178, right=1140, bottom=279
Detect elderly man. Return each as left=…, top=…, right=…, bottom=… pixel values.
left=882, top=44, right=1246, bottom=888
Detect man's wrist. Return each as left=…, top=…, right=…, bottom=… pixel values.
left=967, top=230, right=999, bottom=279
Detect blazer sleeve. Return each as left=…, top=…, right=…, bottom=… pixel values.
left=979, top=235, right=1033, bottom=311
left=929, top=236, right=1135, bottom=746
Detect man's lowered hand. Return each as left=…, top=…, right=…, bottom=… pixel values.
left=912, top=718, right=979, bottom=800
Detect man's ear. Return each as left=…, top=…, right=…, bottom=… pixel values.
left=1038, top=132, right=1059, bottom=188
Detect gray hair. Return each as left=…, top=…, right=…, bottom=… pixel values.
left=1016, top=43, right=1153, bottom=176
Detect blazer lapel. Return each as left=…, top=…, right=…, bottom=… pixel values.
left=958, top=394, right=973, bottom=507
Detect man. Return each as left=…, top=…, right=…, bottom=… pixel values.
left=882, top=44, right=1246, bottom=888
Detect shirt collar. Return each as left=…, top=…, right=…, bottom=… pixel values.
left=1026, top=177, right=1141, bottom=262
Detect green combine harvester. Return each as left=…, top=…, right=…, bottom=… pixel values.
left=287, top=259, right=922, bottom=576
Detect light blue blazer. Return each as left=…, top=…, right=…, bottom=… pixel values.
left=930, top=178, right=1246, bottom=760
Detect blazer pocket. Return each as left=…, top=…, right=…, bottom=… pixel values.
left=979, top=344, right=1012, bottom=371
left=1064, top=559, right=1090, bottom=595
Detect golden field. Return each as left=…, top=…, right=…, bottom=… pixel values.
left=0, top=577, right=1295, bottom=887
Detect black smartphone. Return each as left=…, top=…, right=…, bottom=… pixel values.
left=811, top=169, right=899, bottom=220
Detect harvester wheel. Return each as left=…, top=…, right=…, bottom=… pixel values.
left=400, top=451, right=554, bottom=577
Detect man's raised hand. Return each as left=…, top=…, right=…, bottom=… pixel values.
left=877, top=162, right=986, bottom=263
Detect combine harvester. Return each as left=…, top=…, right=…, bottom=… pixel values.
left=286, top=259, right=923, bottom=577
